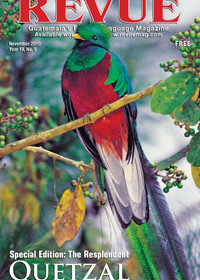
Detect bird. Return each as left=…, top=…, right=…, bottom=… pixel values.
left=61, top=22, right=156, bottom=228
left=61, top=22, right=191, bottom=279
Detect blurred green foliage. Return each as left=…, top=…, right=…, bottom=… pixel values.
left=0, top=28, right=104, bottom=279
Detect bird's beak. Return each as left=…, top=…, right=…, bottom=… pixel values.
left=73, top=33, right=85, bottom=40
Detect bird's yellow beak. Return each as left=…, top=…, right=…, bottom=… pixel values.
left=73, top=33, right=85, bottom=40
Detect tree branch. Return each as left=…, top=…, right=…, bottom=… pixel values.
left=0, top=82, right=159, bottom=158
left=157, top=145, right=190, bottom=170
left=23, top=146, right=94, bottom=170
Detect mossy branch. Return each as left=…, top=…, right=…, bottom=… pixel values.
left=23, top=146, right=94, bottom=170
left=0, top=82, right=159, bottom=158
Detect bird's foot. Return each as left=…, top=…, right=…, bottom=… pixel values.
left=83, top=113, right=92, bottom=124
left=102, top=104, right=111, bottom=115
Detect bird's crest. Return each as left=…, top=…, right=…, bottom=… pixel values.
left=75, top=22, right=112, bottom=49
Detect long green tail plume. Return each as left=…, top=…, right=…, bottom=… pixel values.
left=96, top=140, right=191, bottom=279
left=126, top=201, right=190, bottom=279
left=126, top=223, right=161, bottom=280
left=125, top=140, right=191, bottom=280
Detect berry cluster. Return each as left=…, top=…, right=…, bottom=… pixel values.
left=0, top=0, right=21, bottom=39
left=71, top=180, right=95, bottom=199
left=0, top=102, right=39, bottom=147
left=161, top=165, right=187, bottom=193
left=71, top=179, right=106, bottom=207
left=174, top=121, right=200, bottom=137
left=159, top=60, right=177, bottom=74
left=85, top=186, right=106, bottom=207
left=160, top=17, right=200, bottom=85
left=151, top=163, right=187, bottom=193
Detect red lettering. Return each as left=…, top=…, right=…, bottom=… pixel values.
left=19, top=0, right=181, bottom=24
left=119, top=0, right=146, bottom=23
left=19, top=0, right=51, bottom=23
left=153, top=0, right=181, bottom=23
left=84, top=0, right=113, bottom=22
left=55, top=0, right=83, bottom=23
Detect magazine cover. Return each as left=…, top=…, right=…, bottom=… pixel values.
left=0, top=0, right=200, bottom=279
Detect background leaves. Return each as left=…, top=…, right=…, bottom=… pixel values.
left=151, top=71, right=197, bottom=114
left=174, top=100, right=200, bottom=126
left=187, top=133, right=200, bottom=166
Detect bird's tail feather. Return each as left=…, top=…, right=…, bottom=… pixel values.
left=95, top=136, right=190, bottom=279
left=134, top=139, right=191, bottom=280
left=126, top=221, right=172, bottom=280
left=97, top=144, right=148, bottom=227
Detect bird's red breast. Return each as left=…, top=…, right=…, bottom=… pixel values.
left=62, top=52, right=128, bottom=160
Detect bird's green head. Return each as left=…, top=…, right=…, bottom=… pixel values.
left=73, top=22, right=112, bottom=50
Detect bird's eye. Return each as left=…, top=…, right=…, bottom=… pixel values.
left=93, top=35, right=97, bottom=40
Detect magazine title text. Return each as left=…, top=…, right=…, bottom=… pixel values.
left=19, top=0, right=181, bottom=24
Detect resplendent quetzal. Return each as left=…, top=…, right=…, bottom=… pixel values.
left=61, top=22, right=157, bottom=228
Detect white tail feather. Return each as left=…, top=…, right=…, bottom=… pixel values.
left=97, top=144, right=147, bottom=225
left=123, top=146, right=147, bottom=221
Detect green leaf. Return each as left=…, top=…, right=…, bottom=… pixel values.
left=0, top=86, right=12, bottom=97
left=151, top=71, right=197, bottom=114
left=174, top=100, right=200, bottom=126
left=187, top=133, right=200, bottom=166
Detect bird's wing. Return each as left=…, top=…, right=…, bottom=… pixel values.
left=105, top=52, right=133, bottom=97
left=105, top=52, right=137, bottom=162
left=62, top=85, right=105, bottom=168
left=101, top=52, right=149, bottom=226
